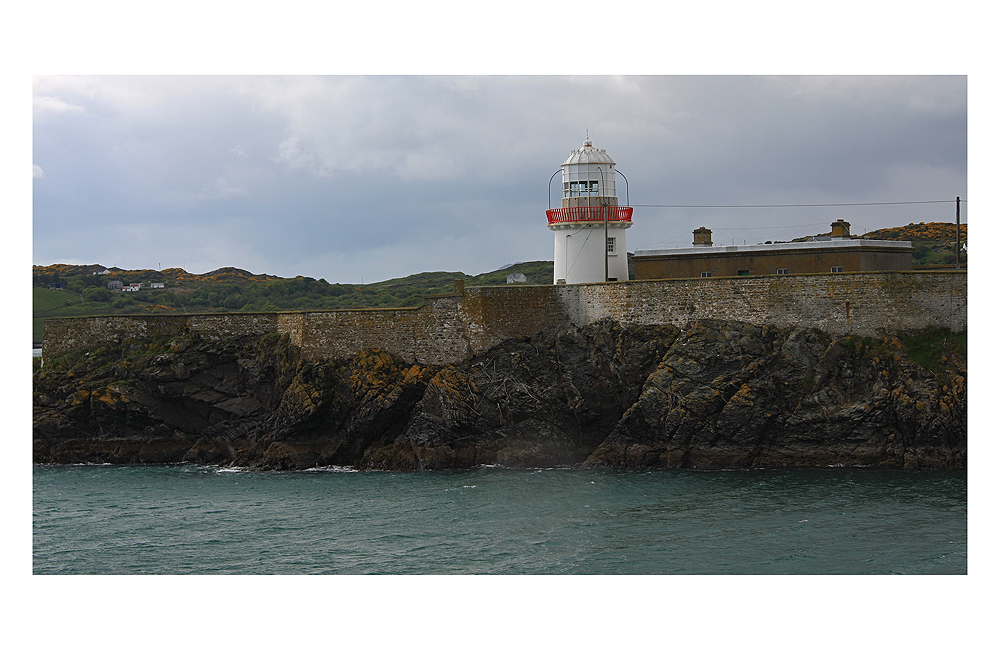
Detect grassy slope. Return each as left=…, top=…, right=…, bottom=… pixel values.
left=363, top=261, right=553, bottom=292
left=33, top=261, right=556, bottom=344
left=34, top=287, right=119, bottom=343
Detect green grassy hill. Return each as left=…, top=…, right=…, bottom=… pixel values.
left=33, top=261, right=555, bottom=345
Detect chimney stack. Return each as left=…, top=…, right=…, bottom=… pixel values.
left=831, top=219, right=851, bottom=239
left=693, top=226, right=713, bottom=247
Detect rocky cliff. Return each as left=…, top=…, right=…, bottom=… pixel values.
left=33, top=319, right=966, bottom=470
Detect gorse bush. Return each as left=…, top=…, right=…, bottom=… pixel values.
left=865, top=222, right=967, bottom=242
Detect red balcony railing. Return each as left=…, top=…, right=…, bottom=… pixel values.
left=546, top=206, right=633, bottom=224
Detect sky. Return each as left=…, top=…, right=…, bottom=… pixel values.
left=32, top=74, right=968, bottom=283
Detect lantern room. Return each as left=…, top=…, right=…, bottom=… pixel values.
left=561, top=140, right=619, bottom=207
left=547, top=139, right=633, bottom=284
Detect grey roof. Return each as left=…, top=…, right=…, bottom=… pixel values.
left=635, top=238, right=912, bottom=257
left=562, top=140, right=616, bottom=166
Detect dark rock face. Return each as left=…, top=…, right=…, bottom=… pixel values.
left=585, top=323, right=965, bottom=469
left=33, top=320, right=966, bottom=470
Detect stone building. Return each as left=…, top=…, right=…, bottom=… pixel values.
left=633, top=220, right=912, bottom=279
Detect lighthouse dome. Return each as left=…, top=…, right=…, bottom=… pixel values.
left=562, top=140, right=616, bottom=166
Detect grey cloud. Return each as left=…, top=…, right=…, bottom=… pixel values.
left=33, top=75, right=967, bottom=282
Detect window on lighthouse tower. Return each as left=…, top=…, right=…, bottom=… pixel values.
left=566, top=180, right=599, bottom=197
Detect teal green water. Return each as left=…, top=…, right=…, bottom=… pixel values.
left=32, top=465, right=966, bottom=574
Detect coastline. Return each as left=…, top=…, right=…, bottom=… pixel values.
left=32, top=319, right=966, bottom=471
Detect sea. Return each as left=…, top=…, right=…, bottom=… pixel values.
left=32, top=463, right=967, bottom=575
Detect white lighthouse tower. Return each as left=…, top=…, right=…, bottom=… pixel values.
left=547, top=139, right=633, bottom=284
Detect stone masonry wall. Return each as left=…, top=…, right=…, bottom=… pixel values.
left=42, top=313, right=282, bottom=360
left=573, top=271, right=967, bottom=335
left=289, top=295, right=473, bottom=365
left=43, top=271, right=966, bottom=366
left=460, top=284, right=577, bottom=353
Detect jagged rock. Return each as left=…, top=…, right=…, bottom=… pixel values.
left=32, top=320, right=966, bottom=470
left=583, top=322, right=965, bottom=469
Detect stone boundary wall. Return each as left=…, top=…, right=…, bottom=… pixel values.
left=41, top=313, right=286, bottom=360
left=573, top=271, right=967, bottom=335
left=461, top=284, right=577, bottom=353
left=43, top=271, right=966, bottom=365
left=288, top=295, right=473, bottom=365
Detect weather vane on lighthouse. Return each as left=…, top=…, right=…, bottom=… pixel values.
left=546, top=137, right=632, bottom=284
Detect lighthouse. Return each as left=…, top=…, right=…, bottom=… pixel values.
left=547, top=139, right=633, bottom=284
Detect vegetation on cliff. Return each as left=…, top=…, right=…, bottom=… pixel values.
left=32, top=261, right=553, bottom=344
left=33, top=320, right=966, bottom=471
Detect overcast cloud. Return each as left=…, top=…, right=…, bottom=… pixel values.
left=32, top=75, right=967, bottom=283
